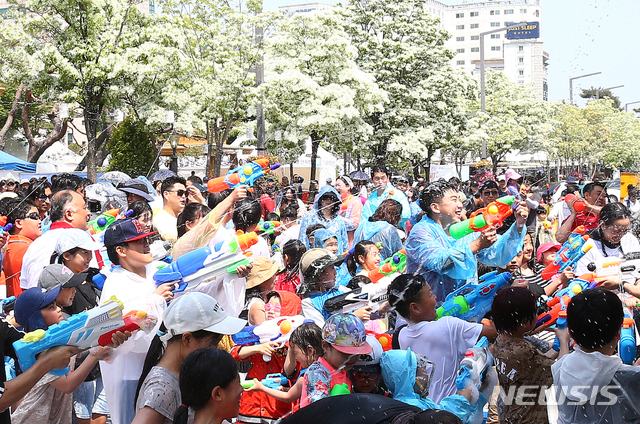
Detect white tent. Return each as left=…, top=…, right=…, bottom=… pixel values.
left=36, top=142, right=83, bottom=173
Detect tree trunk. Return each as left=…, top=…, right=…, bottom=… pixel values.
left=84, top=106, right=98, bottom=182
left=74, top=124, right=113, bottom=171
left=425, top=146, right=435, bottom=182
left=289, top=162, right=294, bottom=180
left=22, top=91, right=68, bottom=164
left=491, top=155, right=499, bottom=175
left=0, top=84, right=24, bottom=150
left=310, top=135, right=320, bottom=182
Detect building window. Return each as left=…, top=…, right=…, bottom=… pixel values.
left=490, top=22, right=500, bottom=27
left=456, top=25, right=464, bottom=30
left=520, top=8, right=527, bottom=13
left=505, top=9, right=514, bottom=14
left=471, top=35, right=479, bottom=40
left=149, top=0, right=155, bottom=13
left=456, top=36, right=465, bottom=41
left=519, top=70, right=524, bottom=76
left=456, top=48, right=465, bottom=53
left=491, top=34, right=500, bottom=39
left=471, top=23, right=479, bottom=29
left=518, top=57, right=524, bottom=63
left=456, top=13, right=464, bottom=18
left=490, top=10, right=500, bottom=15
left=457, top=60, right=465, bottom=65
left=470, top=11, right=479, bottom=17
left=518, top=80, right=525, bottom=84
left=471, top=47, right=479, bottom=52
left=491, top=46, right=501, bottom=51
left=505, top=21, right=515, bottom=27
left=519, top=46, right=524, bottom=52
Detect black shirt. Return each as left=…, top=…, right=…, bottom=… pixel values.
left=0, top=317, right=25, bottom=424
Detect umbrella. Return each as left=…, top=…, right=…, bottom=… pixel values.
left=99, top=171, right=131, bottom=185
left=149, top=169, right=177, bottom=182
left=349, top=170, right=370, bottom=181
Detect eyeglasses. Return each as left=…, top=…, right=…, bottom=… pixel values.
left=167, top=189, right=187, bottom=197
left=38, top=195, right=52, bottom=201
left=482, top=190, right=499, bottom=196
left=350, top=371, right=381, bottom=381
left=605, top=225, right=630, bottom=235
left=24, top=212, right=41, bottom=221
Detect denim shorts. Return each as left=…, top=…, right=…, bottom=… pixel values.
left=73, top=377, right=109, bottom=419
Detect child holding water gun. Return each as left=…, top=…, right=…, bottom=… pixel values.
left=274, top=240, right=306, bottom=294
left=132, top=293, right=246, bottom=424
left=11, top=287, right=129, bottom=424
left=490, top=287, right=571, bottom=424
left=300, top=313, right=372, bottom=407
left=345, top=241, right=381, bottom=278
left=240, top=257, right=280, bottom=324
left=232, top=288, right=303, bottom=424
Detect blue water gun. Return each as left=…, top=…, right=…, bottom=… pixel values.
left=436, top=271, right=511, bottom=322
left=154, top=231, right=258, bottom=293
left=0, top=223, right=13, bottom=235
left=13, top=298, right=127, bottom=376
left=207, top=158, right=281, bottom=193
left=241, top=373, right=288, bottom=389
left=541, top=226, right=592, bottom=280
left=619, top=308, right=636, bottom=365
left=456, top=336, right=493, bottom=391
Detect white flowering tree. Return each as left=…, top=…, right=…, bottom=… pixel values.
left=342, top=0, right=476, bottom=176
left=260, top=11, right=386, bottom=181
left=467, top=70, right=551, bottom=174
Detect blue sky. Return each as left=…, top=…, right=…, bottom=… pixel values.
left=263, top=0, right=640, bottom=109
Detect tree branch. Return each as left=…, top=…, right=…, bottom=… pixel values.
left=0, top=83, right=24, bottom=150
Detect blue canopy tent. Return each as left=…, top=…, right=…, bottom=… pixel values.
left=0, top=151, right=36, bottom=172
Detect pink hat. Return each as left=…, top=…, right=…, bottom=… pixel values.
left=537, top=242, right=561, bottom=263
left=504, top=169, right=522, bottom=182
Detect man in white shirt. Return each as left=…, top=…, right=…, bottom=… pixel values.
left=153, top=176, right=187, bottom=242
left=20, top=190, right=93, bottom=290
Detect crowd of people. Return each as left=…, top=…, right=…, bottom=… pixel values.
left=0, top=164, right=637, bottom=424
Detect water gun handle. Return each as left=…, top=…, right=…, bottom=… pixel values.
left=97, top=317, right=142, bottom=346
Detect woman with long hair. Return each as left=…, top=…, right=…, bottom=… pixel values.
left=334, top=176, right=362, bottom=248
left=353, top=199, right=404, bottom=260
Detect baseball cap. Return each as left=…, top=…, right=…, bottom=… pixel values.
left=537, top=242, right=561, bottom=263
left=246, top=257, right=280, bottom=289
left=299, top=248, right=345, bottom=291
left=54, top=228, right=102, bottom=255
left=478, top=180, right=499, bottom=193
left=15, top=286, right=62, bottom=332
left=351, top=335, right=383, bottom=373
left=160, top=293, right=246, bottom=342
left=103, top=218, right=157, bottom=247
left=120, top=178, right=154, bottom=202
left=38, top=264, right=86, bottom=291
left=322, top=313, right=372, bottom=355
left=496, top=175, right=506, bottom=182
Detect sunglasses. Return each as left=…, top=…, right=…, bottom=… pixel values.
left=168, top=189, right=187, bottom=197
left=482, top=190, right=499, bottom=196
left=350, top=371, right=381, bottom=381
left=38, top=195, right=52, bottom=201
left=24, top=212, right=41, bottom=221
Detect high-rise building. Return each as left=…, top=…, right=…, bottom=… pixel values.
left=278, top=0, right=548, bottom=101
left=0, top=0, right=155, bottom=16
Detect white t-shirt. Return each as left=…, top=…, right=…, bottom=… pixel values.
left=548, top=201, right=570, bottom=225
left=275, top=224, right=301, bottom=248
left=575, top=233, right=640, bottom=275
left=397, top=316, right=482, bottom=404
left=249, top=237, right=271, bottom=259
left=154, top=209, right=178, bottom=242
left=20, top=227, right=65, bottom=289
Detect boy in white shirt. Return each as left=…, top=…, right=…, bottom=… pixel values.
left=388, top=273, right=496, bottom=404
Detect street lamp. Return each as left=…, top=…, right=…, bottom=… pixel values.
left=479, top=21, right=528, bottom=159
left=595, top=85, right=624, bottom=99
left=625, top=101, right=640, bottom=112
left=568, top=72, right=601, bottom=105
left=169, top=134, right=179, bottom=174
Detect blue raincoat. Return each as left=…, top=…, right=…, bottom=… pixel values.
left=299, top=186, right=349, bottom=254
left=361, top=185, right=411, bottom=227
left=405, top=215, right=525, bottom=302
left=381, top=348, right=472, bottom=423
left=353, top=220, right=404, bottom=261
left=313, top=228, right=351, bottom=287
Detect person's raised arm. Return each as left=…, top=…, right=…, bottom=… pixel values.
left=245, top=376, right=303, bottom=403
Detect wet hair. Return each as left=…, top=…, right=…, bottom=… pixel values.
left=289, top=322, right=324, bottom=366
left=491, top=287, right=537, bottom=334
left=233, top=198, right=262, bottom=231
left=6, top=199, right=35, bottom=235
left=280, top=204, right=299, bottom=222
left=582, top=181, right=606, bottom=197
left=387, top=274, right=427, bottom=319
left=306, top=223, right=325, bottom=240
left=135, top=323, right=221, bottom=405
left=283, top=239, right=306, bottom=272
left=598, top=202, right=631, bottom=226
left=27, top=180, right=51, bottom=201
left=567, top=288, right=623, bottom=350
left=129, top=200, right=153, bottom=220
left=207, top=189, right=232, bottom=210
left=0, top=197, right=17, bottom=216
left=346, top=275, right=371, bottom=290
left=419, top=180, right=458, bottom=218
left=346, top=241, right=377, bottom=276
left=51, top=173, right=84, bottom=193
left=49, top=191, right=76, bottom=222
left=369, top=199, right=402, bottom=226
left=177, top=202, right=211, bottom=238
left=174, top=348, right=239, bottom=424
left=391, top=409, right=463, bottom=424
left=371, top=165, right=389, bottom=178
left=265, top=212, right=280, bottom=222
left=160, top=176, right=187, bottom=196
left=187, top=175, right=203, bottom=185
